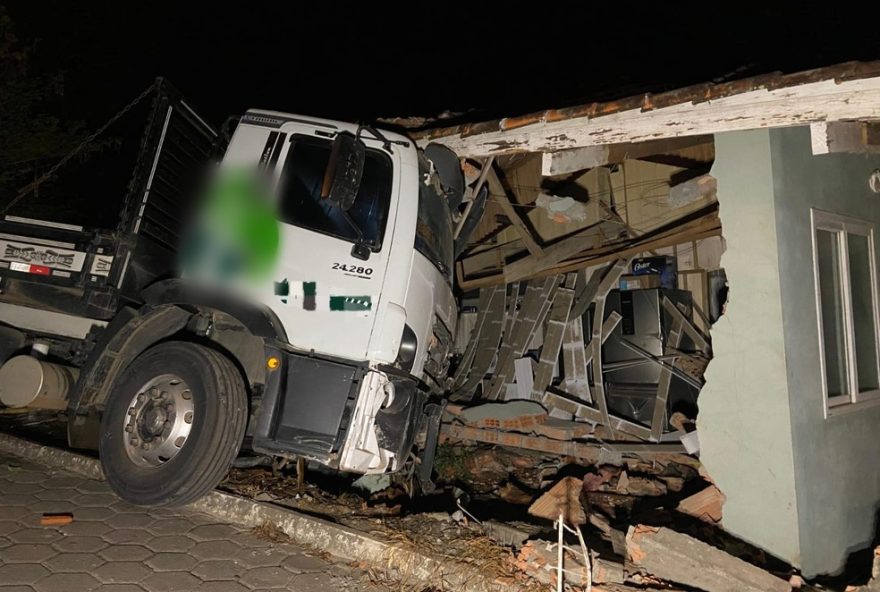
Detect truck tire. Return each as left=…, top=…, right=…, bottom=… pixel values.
left=99, top=341, right=247, bottom=506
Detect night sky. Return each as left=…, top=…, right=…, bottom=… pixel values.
left=8, top=3, right=880, bottom=130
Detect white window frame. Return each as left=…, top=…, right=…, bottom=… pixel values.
left=811, top=209, right=880, bottom=417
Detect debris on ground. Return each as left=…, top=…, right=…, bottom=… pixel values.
left=626, top=524, right=790, bottom=592
left=40, top=513, right=73, bottom=526
left=528, top=476, right=586, bottom=525
left=676, top=484, right=725, bottom=524
left=251, top=520, right=292, bottom=543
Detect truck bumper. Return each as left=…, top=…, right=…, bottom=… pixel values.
left=252, top=347, right=424, bottom=474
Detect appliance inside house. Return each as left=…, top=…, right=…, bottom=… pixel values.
left=599, top=288, right=701, bottom=427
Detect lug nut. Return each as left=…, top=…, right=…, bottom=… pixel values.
left=136, top=393, right=146, bottom=403
left=184, top=411, right=193, bottom=424
left=181, top=390, right=192, bottom=400
left=130, top=438, right=139, bottom=446
left=125, top=425, right=133, bottom=433
left=174, top=436, right=186, bottom=447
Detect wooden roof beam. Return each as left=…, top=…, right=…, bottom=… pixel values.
left=425, top=76, right=880, bottom=159
left=541, top=135, right=712, bottom=176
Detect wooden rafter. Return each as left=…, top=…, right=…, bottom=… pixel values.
left=486, top=163, right=544, bottom=256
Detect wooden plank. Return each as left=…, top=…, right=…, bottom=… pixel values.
left=662, top=296, right=711, bottom=352
left=650, top=315, right=684, bottom=441
left=423, top=75, right=880, bottom=158
left=561, top=319, right=591, bottom=402
left=590, top=260, right=628, bottom=435
left=440, top=424, right=685, bottom=461
left=503, top=220, right=622, bottom=283
left=533, top=224, right=721, bottom=284
left=486, top=164, right=543, bottom=256
left=528, top=476, right=586, bottom=524
left=484, top=277, right=559, bottom=400
left=454, top=156, right=494, bottom=239
left=450, top=285, right=506, bottom=401
left=530, top=276, right=576, bottom=400
left=541, top=135, right=712, bottom=176
left=569, top=266, right=603, bottom=320
left=458, top=213, right=721, bottom=290
left=542, top=305, right=658, bottom=442
left=626, top=525, right=789, bottom=592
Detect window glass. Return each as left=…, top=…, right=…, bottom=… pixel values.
left=415, top=158, right=453, bottom=280
left=848, top=233, right=879, bottom=392
left=278, top=135, right=392, bottom=248
left=816, top=229, right=849, bottom=399
left=415, top=188, right=453, bottom=279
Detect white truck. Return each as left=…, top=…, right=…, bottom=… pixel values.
left=0, top=80, right=458, bottom=506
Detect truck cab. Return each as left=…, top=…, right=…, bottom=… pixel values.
left=0, top=83, right=458, bottom=506
left=216, top=111, right=457, bottom=474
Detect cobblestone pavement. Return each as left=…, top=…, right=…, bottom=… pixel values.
left=0, top=453, right=387, bottom=591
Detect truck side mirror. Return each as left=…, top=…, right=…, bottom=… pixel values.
left=321, top=132, right=365, bottom=211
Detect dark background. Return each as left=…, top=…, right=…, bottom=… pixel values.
left=8, top=3, right=880, bottom=127
left=3, top=2, right=880, bottom=226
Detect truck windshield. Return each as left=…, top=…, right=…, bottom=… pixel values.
left=415, top=157, right=454, bottom=282
left=278, top=134, right=392, bottom=248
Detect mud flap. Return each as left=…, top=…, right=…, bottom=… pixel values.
left=416, top=401, right=446, bottom=494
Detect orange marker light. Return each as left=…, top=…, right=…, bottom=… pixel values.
left=266, top=356, right=281, bottom=370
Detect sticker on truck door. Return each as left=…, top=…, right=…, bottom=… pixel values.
left=330, top=262, right=374, bottom=279
left=0, top=240, right=86, bottom=272
left=273, top=278, right=373, bottom=315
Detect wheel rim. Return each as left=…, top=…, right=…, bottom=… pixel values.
left=122, top=374, right=194, bottom=467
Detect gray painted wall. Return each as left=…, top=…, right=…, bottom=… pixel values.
left=700, top=129, right=802, bottom=564
left=769, top=126, right=880, bottom=576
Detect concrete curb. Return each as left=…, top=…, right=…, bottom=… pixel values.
left=0, top=433, right=514, bottom=592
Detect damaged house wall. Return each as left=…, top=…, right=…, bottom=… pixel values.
left=770, top=126, right=880, bottom=577
left=701, top=126, right=880, bottom=577
left=699, top=129, right=802, bottom=565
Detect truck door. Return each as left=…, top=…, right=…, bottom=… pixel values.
left=263, top=123, right=400, bottom=361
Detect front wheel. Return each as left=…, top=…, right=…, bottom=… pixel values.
left=99, top=341, right=247, bottom=506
